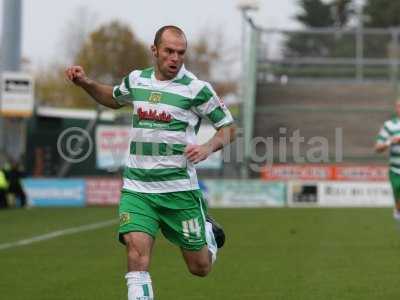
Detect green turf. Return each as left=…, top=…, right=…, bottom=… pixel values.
left=1, top=207, right=400, bottom=299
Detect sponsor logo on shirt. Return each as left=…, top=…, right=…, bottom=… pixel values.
left=137, top=107, right=172, bottom=123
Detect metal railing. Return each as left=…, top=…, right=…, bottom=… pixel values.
left=257, top=27, right=400, bottom=84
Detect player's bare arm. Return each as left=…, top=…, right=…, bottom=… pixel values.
left=375, top=141, right=389, bottom=153
left=185, top=124, right=236, bottom=164
left=375, top=136, right=400, bottom=153
left=65, top=65, right=122, bottom=109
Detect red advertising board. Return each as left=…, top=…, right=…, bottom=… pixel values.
left=261, top=165, right=388, bottom=181
left=261, top=165, right=333, bottom=181
left=333, top=166, right=388, bottom=181
left=86, top=178, right=122, bottom=205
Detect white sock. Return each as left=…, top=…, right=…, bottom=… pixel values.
left=205, top=221, right=218, bottom=264
left=125, top=271, right=154, bottom=300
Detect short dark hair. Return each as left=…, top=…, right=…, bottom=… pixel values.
left=153, top=25, right=186, bottom=47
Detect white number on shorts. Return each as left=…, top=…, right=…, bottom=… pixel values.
left=182, top=218, right=201, bottom=239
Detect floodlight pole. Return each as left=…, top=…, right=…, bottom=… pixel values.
left=355, top=0, right=364, bottom=82
left=0, top=0, right=23, bottom=164
left=1, top=0, right=22, bottom=72
left=238, top=0, right=259, bottom=178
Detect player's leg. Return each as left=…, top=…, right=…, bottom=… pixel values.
left=119, top=191, right=160, bottom=300
left=159, top=190, right=223, bottom=277
left=206, top=215, right=226, bottom=249
left=0, top=190, right=6, bottom=209
left=123, top=232, right=155, bottom=300
left=394, top=200, right=400, bottom=221
left=17, top=187, right=27, bottom=208
left=389, top=170, right=400, bottom=221
left=161, top=219, right=216, bottom=277
left=180, top=216, right=225, bottom=277
left=181, top=245, right=213, bottom=277
left=123, top=232, right=154, bottom=271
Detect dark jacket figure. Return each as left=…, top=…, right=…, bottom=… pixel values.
left=5, top=163, right=26, bottom=208
left=0, top=169, right=9, bottom=209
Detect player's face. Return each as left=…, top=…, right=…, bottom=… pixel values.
left=152, top=31, right=187, bottom=80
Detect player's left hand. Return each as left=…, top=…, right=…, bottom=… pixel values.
left=185, top=144, right=212, bottom=164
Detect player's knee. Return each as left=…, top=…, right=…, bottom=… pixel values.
left=125, top=242, right=150, bottom=269
left=127, top=250, right=150, bottom=270
left=188, top=261, right=211, bottom=277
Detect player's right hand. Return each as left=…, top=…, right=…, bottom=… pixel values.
left=391, top=136, right=400, bottom=144
left=65, top=66, right=88, bottom=86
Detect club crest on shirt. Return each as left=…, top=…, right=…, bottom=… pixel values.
left=149, top=92, right=162, bottom=104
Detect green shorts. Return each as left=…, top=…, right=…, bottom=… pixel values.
left=118, top=189, right=208, bottom=251
left=389, top=170, right=400, bottom=201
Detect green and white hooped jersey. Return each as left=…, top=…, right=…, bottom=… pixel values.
left=113, top=65, right=234, bottom=193
left=377, top=117, right=400, bottom=174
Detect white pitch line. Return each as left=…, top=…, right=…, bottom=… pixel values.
left=0, top=219, right=118, bottom=251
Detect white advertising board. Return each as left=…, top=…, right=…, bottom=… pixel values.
left=319, top=181, right=393, bottom=207
left=202, top=180, right=286, bottom=207
left=1, top=72, right=34, bottom=117
left=95, top=125, right=130, bottom=169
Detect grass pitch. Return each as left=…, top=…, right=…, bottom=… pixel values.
left=1, top=207, right=400, bottom=300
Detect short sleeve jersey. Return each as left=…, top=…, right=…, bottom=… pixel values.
left=113, top=65, right=234, bottom=193
left=377, top=117, right=400, bottom=174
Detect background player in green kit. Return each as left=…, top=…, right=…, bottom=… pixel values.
left=65, top=25, right=236, bottom=300
left=375, top=100, right=400, bottom=221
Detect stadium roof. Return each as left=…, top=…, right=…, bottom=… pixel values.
left=36, top=106, right=116, bottom=121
